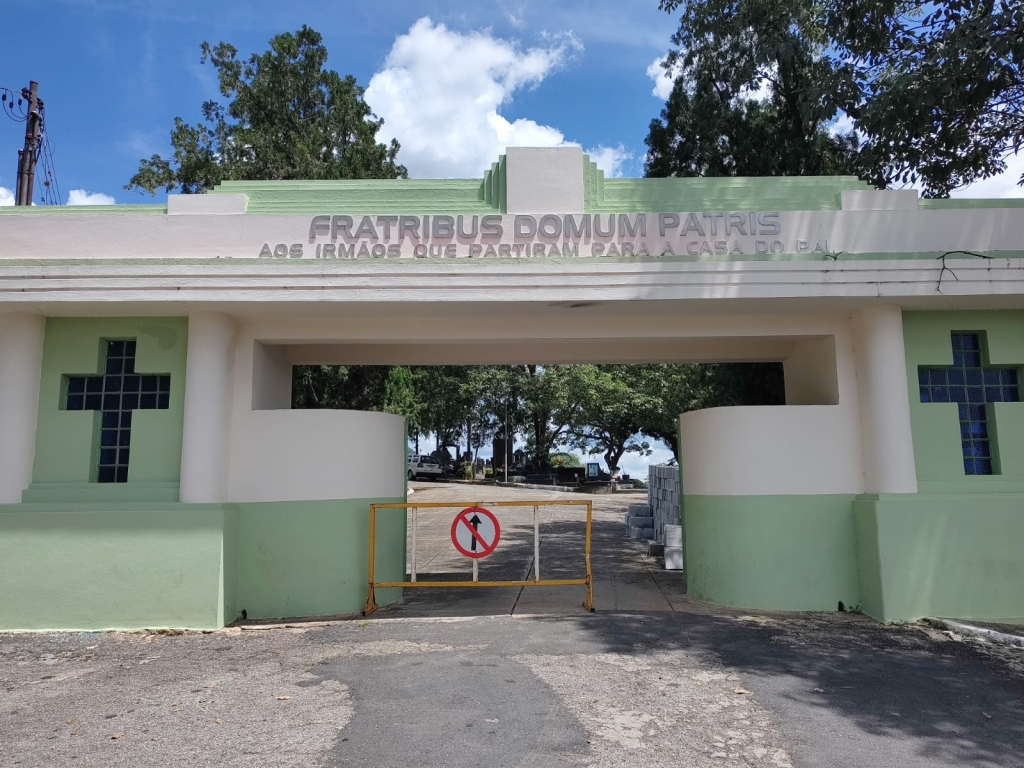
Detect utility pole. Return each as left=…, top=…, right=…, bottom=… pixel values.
left=15, top=81, right=42, bottom=206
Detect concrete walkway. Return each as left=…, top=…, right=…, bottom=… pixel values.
left=393, top=481, right=687, bottom=616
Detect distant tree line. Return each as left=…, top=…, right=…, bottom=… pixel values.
left=292, top=364, right=784, bottom=473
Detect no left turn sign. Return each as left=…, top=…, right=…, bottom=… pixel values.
left=451, top=507, right=501, bottom=559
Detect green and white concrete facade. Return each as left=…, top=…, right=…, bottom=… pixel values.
left=1, top=146, right=1023, bottom=630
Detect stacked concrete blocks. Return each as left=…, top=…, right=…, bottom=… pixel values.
left=664, top=524, right=684, bottom=570
left=625, top=503, right=654, bottom=540
left=647, top=465, right=681, bottom=543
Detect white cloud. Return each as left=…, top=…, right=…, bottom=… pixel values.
left=586, top=144, right=633, bottom=178
left=67, top=189, right=116, bottom=206
left=828, top=112, right=856, bottom=137
left=0, top=187, right=13, bottom=206
left=646, top=55, right=677, bottom=100
left=366, top=17, right=584, bottom=179
left=951, top=152, right=1024, bottom=199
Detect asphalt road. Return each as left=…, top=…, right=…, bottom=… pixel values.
left=2, top=483, right=1023, bottom=767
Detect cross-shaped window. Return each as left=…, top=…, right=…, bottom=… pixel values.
left=919, top=332, right=1020, bottom=476
left=63, top=339, right=171, bottom=483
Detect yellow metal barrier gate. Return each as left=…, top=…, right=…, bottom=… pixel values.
left=363, top=500, right=595, bottom=615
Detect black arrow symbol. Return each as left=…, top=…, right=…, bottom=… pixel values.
left=469, top=513, right=482, bottom=551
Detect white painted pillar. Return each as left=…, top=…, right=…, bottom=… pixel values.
left=0, top=314, right=45, bottom=504
left=179, top=313, right=237, bottom=503
left=852, top=305, right=918, bottom=494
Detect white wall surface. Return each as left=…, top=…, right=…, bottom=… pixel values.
left=227, top=408, right=405, bottom=503
left=681, top=313, right=865, bottom=496
left=0, top=313, right=44, bottom=503
left=227, top=326, right=405, bottom=503
left=680, top=405, right=864, bottom=495
left=505, top=146, right=584, bottom=214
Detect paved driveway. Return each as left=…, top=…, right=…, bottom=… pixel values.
left=2, top=483, right=1023, bottom=767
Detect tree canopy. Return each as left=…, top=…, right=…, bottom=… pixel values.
left=126, top=26, right=405, bottom=194
left=292, top=362, right=784, bottom=472
left=649, top=0, right=1024, bottom=196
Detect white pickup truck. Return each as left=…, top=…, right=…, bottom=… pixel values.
left=407, top=454, right=444, bottom=481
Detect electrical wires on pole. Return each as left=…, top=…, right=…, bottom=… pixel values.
left=1, top=81, right=61, bottom=205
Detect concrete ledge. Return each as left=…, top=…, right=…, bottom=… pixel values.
left=167, top=193, right=248, bottom=215
left=925, top=618, right=1024, bottom=649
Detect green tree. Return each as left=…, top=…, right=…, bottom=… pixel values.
left=520, top=365, right=586, bottom=465
left=127, top=26, right=405, bottom=194
left=647, top=0, right=876, bottom=183
left=567, top=366, right=657, bottom=474
left=653, top=0, right=1024, bottom=196
left=635, top=363, right=785, bottom=458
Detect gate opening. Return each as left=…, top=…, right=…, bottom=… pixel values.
left=363, top=499, right=594, bottom=615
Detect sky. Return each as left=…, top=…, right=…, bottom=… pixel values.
left=2, top=0, right=1021, bottom=206
left=0, top=0, right=1019, bottom=477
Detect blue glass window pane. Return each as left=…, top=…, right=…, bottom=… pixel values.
left=140, top=393, right=157, bottom=409
left=978, top=459, right=993, bottom=474
left=949, top=369, right=965, bottom=386
left=120, top=411, right=132, bottom=428
left=971, top=421, right=988, bottom=438
left=99, top=448, right=117, bottom=465
left=106, top=376, right=122, bottom=393
left=84, top=393, right=101, bottom=410
left=100, top=429, right=117, bottom=447
left=961, top=334, right=980, bottom=350
left=102, top=394, right=119, bottom=410
left=108, top=340, right=125, bottom=356
left=115, top=466, right=129, bottom=483
left=119, top=449, right=129, bottom=465
left=964, top=352, right=982, bottom=367
left=964, top=458, right=977, bottom=474
left=918, top=370, right=929, bottom=385
left=950, top=387, right=966, bottom=402
left=985, top=387, right=1002, bottom=402
left=105, top=357, right=123, bottom=374
left=101, top=412, right=118, bottom=429
left=971, top=405, right=987, bottom=421
left=86, top=377, right=103, bottom=393
left=158, top=376, right=171, bottom=393
left=157, top=393, right=170, bottom=409
left=67, top=377, right=85, bottom=394
left=984, top=369, right=1001, bottom=385
left=920, top=387, right=931, bottom=403
left=123, top=375, right=140, bottom=392
left=125, top=340, right=136, bottom=356
left=141, top=376, right=158, bottom=393
left=933, top=387, right=950, bottom=402
left=929, top=370, right=947, bottom=385
left=119, top=430, right=131, bottom=447
left=965, top=369, right=983, bottom=385
left=1007, top=387, right=1020, bottom=402
left=122, top=393, right=139, bottom=410
left=66, top=394, right=83, bottom=411
left=958, top=403, right=969, bottom=419
left=1001, top=369, right=1018, bottom=385
left=98, top=466, right=116, bottom=483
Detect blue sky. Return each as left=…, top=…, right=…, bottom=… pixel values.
left=2, top=0, right=1021, bottom=204
left=0, top=0, right=682, bottom=204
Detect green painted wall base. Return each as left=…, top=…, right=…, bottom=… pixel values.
left=0, top=497, right=404, bottom=632
left=0, top=503, right=233, bottom=631
left=855, top=494, right=1024, bottom=623
left=236, top=499, right=406, bottom=620
left=684, top=494, right=861, bottom=612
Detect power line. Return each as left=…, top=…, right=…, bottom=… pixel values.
left=2, top=82, right=61, bottom=205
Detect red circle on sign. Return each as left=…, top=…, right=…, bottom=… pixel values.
left=450, top=507, right=501, bottom=559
